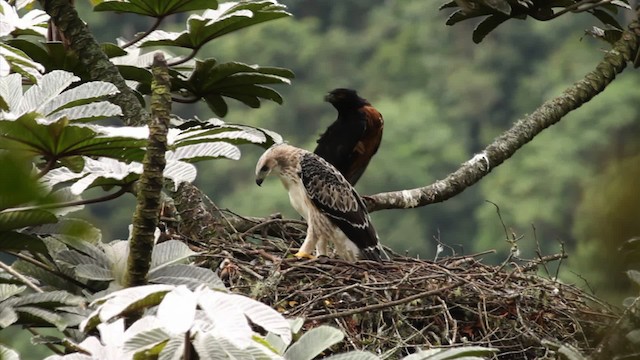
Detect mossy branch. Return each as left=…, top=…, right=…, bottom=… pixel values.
left=365, top=12, right=640, bottom=212
left=125, top=53, right=171, bottom=288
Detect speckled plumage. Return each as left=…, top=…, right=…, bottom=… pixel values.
left=255, top=143, right=388, bottom=262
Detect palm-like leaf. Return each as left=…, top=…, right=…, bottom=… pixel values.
left=0, top=43, right=43, bottom=83
left=172, top=59, right=294, bottom=116
left=0, top=2, right=48, bottom=38
left=440, top=0, right=631, bottom=43
left=94, top=0, right=218, bottom=18
left=140, top=1, right=290, bottom=50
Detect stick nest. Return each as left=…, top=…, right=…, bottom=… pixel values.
left=192, top=220, right=617, bottom=359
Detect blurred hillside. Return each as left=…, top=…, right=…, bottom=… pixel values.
left=79, top=0, right=640, bottom=303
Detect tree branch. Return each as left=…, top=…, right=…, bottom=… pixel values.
left=125, top=53, right=170, bottom=288
left=365, top=13, right=640, bottom=212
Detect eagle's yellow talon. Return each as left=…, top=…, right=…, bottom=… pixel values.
left=294, top=251, right=315, bottom=259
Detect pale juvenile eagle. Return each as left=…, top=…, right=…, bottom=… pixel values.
left=255, top=143, right=388, bottom=262
left=314, top=88, right=384, bottom=185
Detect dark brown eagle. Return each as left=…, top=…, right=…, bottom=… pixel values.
left=313, top=88, right=384, bottom=186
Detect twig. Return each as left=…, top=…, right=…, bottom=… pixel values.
left=0, top=260, right=43, bottom=293
left=306, top=281, right=464, bottom=322
left=4, top=186, right=130, bottom=213
left=121, top=16, right=165, bottom=49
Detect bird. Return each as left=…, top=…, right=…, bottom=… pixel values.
left=255, top=143, right=389, bottom=262
left=313, top=88, right=384, bottom=186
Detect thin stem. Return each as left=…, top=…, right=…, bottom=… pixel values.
left=121, top=16, right=165, bottom=49
left=544, top=0, right=612, bottom=20
left=7, top=252, right=97, bottom=292
left=0, top=260, right=43, bottom=293
left=35, top=158, right=57, bottom=180
left=4, top=186, right=130, bottom=213
left=167, top=48, right=199, bottom=67
left=26, top=328, right=65, bottom=355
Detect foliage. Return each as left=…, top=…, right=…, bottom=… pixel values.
left=439, top=0, right=631, bottom=43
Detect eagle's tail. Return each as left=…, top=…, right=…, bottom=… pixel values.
left=362, top=244, right=391, bottom=262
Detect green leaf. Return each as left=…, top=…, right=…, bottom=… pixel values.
left=0, top=284, right=27, bottom=302
left=0, top=344, right=20, bottom=360
left=0, top=43, right=43, bottom=83
left=173, top=60, right=293, bottom=117
left=75, top=264, right=114, bottom=281
left=589, top=9, right=623, bottom=30
left=11, top=290, right=85, bottom=308
left=0, top=2, right=48, bottom=37
left=324, top=351, right=380, bottom=360
left=123, top=327, right=171, bottom=354
left=0, top=306, right=19, bottom=328
left=82, top=284, right=174, bottom=332
left=472, top=14, right=510, bottom=43
left=149, top=264, right=225, bottom=290
left=150, top=240, right=197, bottom=269
left=0, top=231, right=48, bottom=254
left=167, top=142, right=240, bottom=162
left=0, top=151, right=51, bottom=210
left=627, top=329, right=640, bottom=344
left=628, top=270, right=640, bottom=287
left=403, top=346, right=498, bottom=360
left=284, top=326, right=344, bottom=360
left=0, top=210, right=58, bottom=232
left=140, top=1, right=290, bottom=49
left=94, top=0, right=217, bottom=17
left=14, top=306, right=67, bottom=330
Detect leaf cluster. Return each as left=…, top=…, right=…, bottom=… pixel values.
left=440, top=0, right=631, bottom=43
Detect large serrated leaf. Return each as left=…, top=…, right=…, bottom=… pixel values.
left=14, top=306, right=66, bottom=329
left=123, top=327, right=171, bottom=354
left=94, top=0, right=217, bottom=17
left=149, top=264, right=225, bottom=290
left=0, top=209, right=58, bottom=231
left=11, top=290, right=84, bottom=308
left=82, top=284, right=175, bottom=332
left=0, top=284, right=27, bottom=302
left=47, top=101, right=122, bottom=123
left=284, top=326, right=343, bottom=360
left=0, top=231, right=48, bottom=254
left=0, top=43, right=43, bottom=83
left=19, top=70, right=79, bottom=115
left=40, top=81, right=119, bottom=116
left=75, top=264, right=114, bottom=281
left=167, top=142, right=240, bottom=162
left=0, top=344, right=19, bottom=360
left=0, top=306, right=19, bottom=328
left=323, top=351, right=380, bottom=360
left=150, top=240, right=197, bottom=269
left=403, top=346, right=498, bottom=360
left=140, top=1, right=290, bottom=49
left=158, top=334, right=186, bottom=360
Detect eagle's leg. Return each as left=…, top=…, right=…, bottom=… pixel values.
left=315, top=237, right=328, bottom=257
left=295, top=224, right=317, bottom=259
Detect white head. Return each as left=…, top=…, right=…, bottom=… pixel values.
left=255, top=143, right=298, bottom=186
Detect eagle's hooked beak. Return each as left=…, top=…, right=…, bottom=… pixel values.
left=256, top=177, right=264, bottom=186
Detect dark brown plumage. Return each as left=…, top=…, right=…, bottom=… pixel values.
left=313, top=88, right=384, bottom=185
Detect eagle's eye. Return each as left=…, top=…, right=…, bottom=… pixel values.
left=260, top=165, right=269, bottom=172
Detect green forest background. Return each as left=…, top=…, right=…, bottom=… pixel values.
left=78, top=0, right=640, bottom=304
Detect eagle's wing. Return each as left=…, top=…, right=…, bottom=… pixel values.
left=345, top=105, right=384, bottom=185
left=299, top=152, right=383, bottom=260
left=314, top=116, right=367, bottom=178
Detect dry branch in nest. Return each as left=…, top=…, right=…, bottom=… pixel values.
left=182, top=216, right=618, bottom=359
